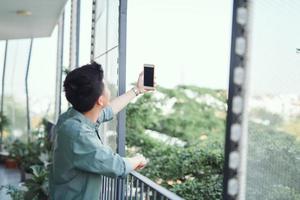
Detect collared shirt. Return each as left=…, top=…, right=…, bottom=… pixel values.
left=49, top=106, right=133, bottom=200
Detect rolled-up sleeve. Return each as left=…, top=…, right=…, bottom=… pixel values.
left=97, top=106, right=114, bottom=123
left=72, top=131, right=133, bottom=178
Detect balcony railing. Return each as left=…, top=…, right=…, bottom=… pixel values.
left=43, top=121, right=183, bottom=200
left=100, top=171, right=184, bottom=200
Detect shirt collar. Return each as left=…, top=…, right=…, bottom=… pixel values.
left=69, top=107, right=98, bottom=129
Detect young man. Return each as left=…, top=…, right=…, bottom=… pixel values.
left=50, top=62, right=152, bottom=200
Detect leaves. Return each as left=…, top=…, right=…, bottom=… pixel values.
left=126, top=85, right=225, bottom=200
left=0, top=112, right=10, bottom=130
left=23, top=165, right=49, bottom=200
left=246, top=122, right=300, bottom=199
left=0, top=184, right=26, bottom=200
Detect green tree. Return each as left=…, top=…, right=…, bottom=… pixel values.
left=126, top=85, right=225, bottom=200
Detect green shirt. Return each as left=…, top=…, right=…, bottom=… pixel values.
left=49, top=106, right=133, bottom=200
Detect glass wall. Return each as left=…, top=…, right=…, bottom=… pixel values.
left=79, top=0, right=92, bottom=66
left=60, top=0, right=93, bottom=113
left=0, top=34, right=57, bottom=144
left=94, top=0, right=120, bottom=151
left=1, top=40, right=31, bottom=142
left=245, top=1, right=300, bottom=199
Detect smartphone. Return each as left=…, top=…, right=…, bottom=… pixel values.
left=143, top=64, right=155, bottom=90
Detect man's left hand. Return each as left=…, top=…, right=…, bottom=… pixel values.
left=136, top=71, right=157, bottom=94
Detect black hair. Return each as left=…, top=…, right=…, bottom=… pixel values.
left=63, top=62, right=104, bottom=113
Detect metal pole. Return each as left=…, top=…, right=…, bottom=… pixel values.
left=117, top=0, right=128, bottom=199
left=76, top=0, right=81, bottom=66
left=223, top=1, right=238, bottom=196
left=54, top=12, right=65, bottom=123
left=104, top=0, right=109, bottom=70
left=69, top=0, right=81, bottom=70
left=25, top=39, right=33, bottom=143
left=90, top=0, right=97, bottom=62
left=0, top=41, right=8, bottom=151
left=223, top=1, right=249, bottom=200
left=117, top=0, right=127, bottom=159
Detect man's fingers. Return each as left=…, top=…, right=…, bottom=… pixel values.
left=136, top=162, right=147, bottom=170
left=137, top=165, right=146, bottom=170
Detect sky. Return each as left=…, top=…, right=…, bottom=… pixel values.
left=248, top=0, right=300, bottom=95
left=0, top=0, right=300, bottom=116
left=126, top=0, right=233, bottom=89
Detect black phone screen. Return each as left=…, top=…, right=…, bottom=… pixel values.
left=144, top=67, right=154, bottom=87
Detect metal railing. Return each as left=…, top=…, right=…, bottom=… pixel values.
left=99, top=171, right=184, bottom=200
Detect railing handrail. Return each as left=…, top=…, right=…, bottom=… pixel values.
left=130, top=171, right=184, bottom=200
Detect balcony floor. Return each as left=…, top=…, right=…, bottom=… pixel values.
left=0, top=164, right=20, bottom=200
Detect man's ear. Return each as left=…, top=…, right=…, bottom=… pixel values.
left=96, top=95, right=104, bottom=107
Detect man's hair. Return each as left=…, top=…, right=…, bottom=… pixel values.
left=63, top=62, right=104, bottom=113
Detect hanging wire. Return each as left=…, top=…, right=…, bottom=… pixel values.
left=54, top=12, right=65, bottom=123
left=25, top=39, right=33, bottom=143
left=9, top=42, right=19, bottom=127
left=0, top=40, right=8, bottom=151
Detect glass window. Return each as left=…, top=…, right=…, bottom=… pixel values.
left=1, top=34, right=57, bottom=143
left=79, top=0, right=92, bottom=66
left=94, top=0, right=120, bottom=151
left=2, top=40, right=30, bottom=141
left=245, top=1, right=300, bottom=199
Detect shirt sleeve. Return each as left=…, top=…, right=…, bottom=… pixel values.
left=97, top=106, right=114, bottom=123
left=72, top=130, right=133, bottom=178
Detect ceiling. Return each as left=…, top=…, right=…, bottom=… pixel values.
left=0, top=0, right=68, bottom=40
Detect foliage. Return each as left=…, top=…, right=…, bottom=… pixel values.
left=250, top=108, right=283, bottom=127
left=126, top=93, right=162, bottom=132
left=6, top=118, right=52, bottom=170
left=23, top=165, right=49, bottom=200
left=141, top=143, right=224, bottom=200
left=171, top=177, right=222, bottom=200
left=157, top=86, right=225, bottom=142
left=127, top=86, right=226, bottom=143
left=127, top=85, right=300, bottom=199
left=282, top=116, right=300, bottom=140
left=266, top=185, right=300, bottom=200
left=0, top=112, right=10, bottom=130
left=246, top=122, right=300, bottom=199
left=8, top=140, right=42, bottom=171
left=126, top=85, right=226, bottom=200
left=0, top=165, right=49, bottom=200
left=7, top=129, right=49, bottom=172
left=0, top=112, right=10, bottom=149
left=126, top=130, right=224, bottom=200
left=2, top=121, right=51, bottom=200
left=0, top=184, right=26, bottom=200
left=2, top=96, right=27, bottom=134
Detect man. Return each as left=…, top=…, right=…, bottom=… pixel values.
left=50, top=62, right=151, bottom=199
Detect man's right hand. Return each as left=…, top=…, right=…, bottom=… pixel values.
left=127, top=155, right=148, bottom=170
